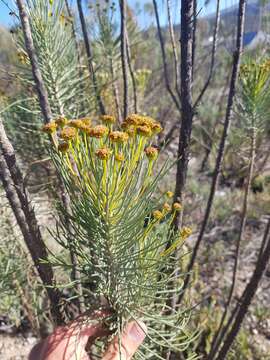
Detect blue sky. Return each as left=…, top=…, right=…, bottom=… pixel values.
left=0, top=0, right=238, bottom=29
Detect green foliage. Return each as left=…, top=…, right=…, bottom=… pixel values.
left=15, top=0, right=88, bottom=118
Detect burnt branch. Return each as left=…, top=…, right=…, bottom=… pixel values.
left=173, top=0, right=194, bottom=229
left=215, top=217, right=270, bottom=360
left=0, top=119, right=64, bottom=325
left=177, top=0, right=246, bottom=304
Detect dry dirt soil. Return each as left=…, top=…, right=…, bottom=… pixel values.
left=0, top=334, right=37, bottom=360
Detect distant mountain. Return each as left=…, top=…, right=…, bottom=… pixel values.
left=205, top=0, right=270, bottom=48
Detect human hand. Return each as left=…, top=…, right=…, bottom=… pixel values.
left=29, top=311, right=147, bottom=360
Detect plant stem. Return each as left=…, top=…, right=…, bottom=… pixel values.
left=208, top=125, right=256, bottom=359
left=119, top=0, right=129, bottom=119
left=166, top=0, right=181, bottom=98
left=0, top=119, right=64, bottom=325
left=215, top=217, right=270, bottom=360
left=16, top=0, right=52, bottom=125
left=109, top=57, right=122, bottom=121
left=152, top=0, right=181, bottom=112
left=77, top=0, right=106, bottom=115
left=126, top=31, right=138, bottom=113
left=193, top=0, right=221, bottom=108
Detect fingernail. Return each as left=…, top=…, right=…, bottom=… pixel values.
left=128, top=321, right=147, bottom=343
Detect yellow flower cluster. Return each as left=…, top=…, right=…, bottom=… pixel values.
left=95, top=147, right=112, bottom=160
left=180, top=226, right=192, bottom=239
left=115, top=153, right=125, bottom=162
left=239, top=59, right=270, bottom=94
left=68, top=119, right=85, bottom=129
left=151, top=198, right=182, bottom=223
left=55, top=116, right=68, bottom=127
left=60, top=127, right=77, bottom=141
left=100, top=115, right=116, bottom=124
left=17, top=50, right=28, bottom=64
left=42, top=121, right=57, bottom=134
left=122, top=114, right=163, bottom=137
left=58, top=142, right=69, bottom=153
left=88, top=125, right=109, bottom=138
left=153, top=210, right=163, bottom=220
left=173, top=202, right=182, bottom=211
left=166, top=191, right=174, bottom=198
left=160, top=226, right=192, bottom=257
left=109, top=131, right=129, bottom=143
left=144, top=146, right=158, bottom=160
left=41, top=114, right=163, bottom=167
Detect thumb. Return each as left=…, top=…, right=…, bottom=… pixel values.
left=102, top=321, right=147, bottom=360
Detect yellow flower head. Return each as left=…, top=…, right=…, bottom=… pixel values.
left=121, top=121, right=128, bottom=130
left=137, top=125, right=152, bottom=137
left=68, top=119, right=85, bottom=129
left=138, top=116, right=154, bottom=127
left=123, top=124, right=136, bottom=137
left=145, top=146, right=158, bottom=160
left=60, top=127, right=77, bottom=141
left=173, top=202, right=182, bottom=211
left=163, top=203, right=172, bottom=212
left=81, top=117, right=92, bottom=126
left=180, top=226, right=192, bottom=239
left=153, top=210, right=163, bottom=220
left=17, top=50, right=28, bottom=64
left=115, top=153, right=125, bottom=162
left=55, top=116, right=68, bottom=127
left=58, top=142, right=69, bottom=153
left=100, top=115, right=116, bottom=124
left=109, top=131, right=129, bottom=143
left=152, top=122, right=163, bottom=134
left=166, top=191, right=174, bottom=198
left=125, top=114, right=141, bottom=126
left=88, top=125, right=109, bottom=138
left=42, top=122, right=57, bottom=134
left=95, top=147, right=112, bottom=160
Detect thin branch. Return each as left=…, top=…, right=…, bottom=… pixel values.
left=209, top=126, right=256, bottom=359
left=16, top=0, right=85, bottom=312
left=152, top=0, right=181, bottom=112
left=64, top=0, right=85, bottom=86
left=200, top=72, right=230, bottom=172
left=215, top=216, right=270, bottom=360
left=166, top=0, right=180, bottom=98
left=191, top=0, right=197, bottom=81
left=109, top=57, right=122, bottom=121
left=16, top=0, right=52, bottom=124
left=193, top=0, right=221, bottom=109
left=177, top=0, right=246, bottom=304
left=77, top=0, right=106, bottom=115
left=119, top=0, right=129, bottom=119
left=0, top=119, right=64, bottom=325
left=126, top=30, right=138, bottom=113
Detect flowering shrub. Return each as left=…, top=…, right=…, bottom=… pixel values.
left=43, top=114, right=195, bottom=358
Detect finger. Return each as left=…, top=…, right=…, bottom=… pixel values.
left=68, top=309, right=112, bottom=348
left=102, top=321, right=147, bottom=360
left=41, top=310, right=111, bottom=359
